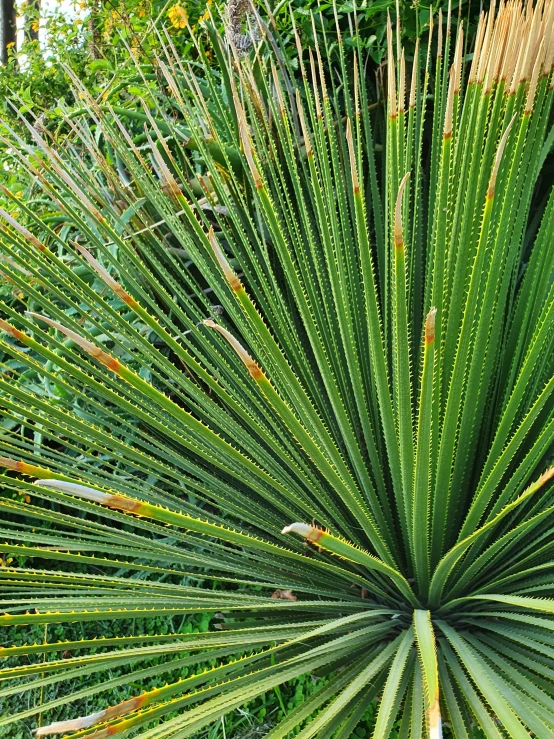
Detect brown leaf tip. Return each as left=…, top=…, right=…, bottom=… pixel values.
left=208, top=228, right=242, bottom=292
left=0, top=318, right=25, bottom=342
left=282, top=522, right=324, bottom=543
left=539, top=467, right=554, bottom=486
left=427, top=699, right=442, bottom=736
left=204, top=320, right=262, bottom=380
left=394, top=172, right=411, bottom=249
left=271, top=589, right=297, bottom=601
left=425, top=307, right=437, bottom=345
left=27, top=313, right=121, bottom=374
left=0, top=456, right=23, bottom=473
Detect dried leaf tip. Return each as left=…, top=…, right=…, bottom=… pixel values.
left=0, top=206, right=46, bottom=251
left=409, top=39, right=419, bottom=109
left=34, top=480, right=142, bottom=513
left=539, top=467, right=554, bottom=486
left=26, top=313, right=121, bottom=373
left=345, top=118, right=360, bottom=194
left=0, top=456, right=24, bottom=473
left=453, top=21, right=464, bottom=95
left=236, top=96, right=263, bottom=188
left=282, top=522, right=324, bottom=543
left=34, top=692, right=148, bottom=736
left=296, top=89, right=313, bottom=158
left=208, top=228, right=242, bottom=291
left=34, top=480, right=112, bottom=504
left=487, top=114, right=516, bottom=199
left=443, top=67, right=455, bottom=139
left=271, top=589, right=297, bottom=601
left=425, top=308, right=437, bottom=345
left=524, top=39, right=545, bottom=114
left=399, top=50, right=406, bottom=115
left=34, top=711, right=105, bottom=736
left=0, top=457, right=55, bottom=478
left=204, top=320, right=262, bottom=379
left=428, top=699, right=442, bottom=739
left=73, top=243, right=136, bottom=307
left=394, top=172, right=411, bottom=249
left=0, top=317, right=25, bottom=342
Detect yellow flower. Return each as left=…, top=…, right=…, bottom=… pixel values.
left=31, top=20, right=39, bottom=32
left=168, top=4, right=188, bottom=29
left=6, top=41, right=15, bottom=49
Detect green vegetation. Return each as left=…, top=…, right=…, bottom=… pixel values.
left=0, top=0, right=553, bottom=737
left=0, top=0, right=485, bottom=137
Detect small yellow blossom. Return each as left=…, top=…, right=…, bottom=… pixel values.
left=31, top=20, right=39, bottom=32
left=6, top=41, right=15, bottom=49
left=24, top=495, right=31, bottom=503
left=168, top=4, right=188, bottom=29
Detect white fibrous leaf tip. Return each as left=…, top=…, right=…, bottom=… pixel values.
left=281, top=522, right=312, bottom=537
left=34, top=480, right=111, bottom=504
left=34, top=711, right=104, bottom=736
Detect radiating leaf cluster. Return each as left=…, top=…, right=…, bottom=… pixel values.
left=0, top=0, right=553, bottom=736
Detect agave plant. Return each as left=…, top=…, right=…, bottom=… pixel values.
left=0, top=0, right=553, bottom=736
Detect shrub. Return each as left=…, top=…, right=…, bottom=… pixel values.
left=0, top=0, right=553, bottom=736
